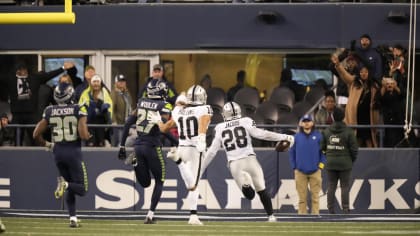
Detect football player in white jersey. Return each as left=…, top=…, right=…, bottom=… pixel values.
left=202, top=101, right=294, bottom=222
left=157, top=85, right=212, bottom=225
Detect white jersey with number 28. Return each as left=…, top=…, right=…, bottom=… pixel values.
left=206, top=117, right=289, bottom=162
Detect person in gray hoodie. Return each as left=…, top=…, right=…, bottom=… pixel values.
left=321, top=108, right=358, bottom=214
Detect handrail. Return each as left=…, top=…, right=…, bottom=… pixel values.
left=5, top=123, right=419, bottom=147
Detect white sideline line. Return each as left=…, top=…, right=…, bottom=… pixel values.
left=4, top=212, right=420, bottom=221
left=347, top=217, right=420, bottom=221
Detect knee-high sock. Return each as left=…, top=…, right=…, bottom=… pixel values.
left=66, top=190, right=76, bottom=217
left=188, top=190, right=199, bottom=211
left=178, top=162, right=195, bottom=189
left=150, top=180, right=163, bottom=212
left=257, top=190, right=273, bottom=216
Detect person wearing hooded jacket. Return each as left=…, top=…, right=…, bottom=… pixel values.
left=321, top=108, right=358, bottom=214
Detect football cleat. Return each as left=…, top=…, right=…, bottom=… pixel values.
left=167, top=147, right=180, bottom=162
left=0, top=220, right=5, bottom=233
left=144, top=217, right=156, bottom=224
left=242, top=184, right=255, bottom=200
left=54, top=176, right=68, bottom=199
left=188, top=214, right=203, bottom=225
left=69, top=219, right=81, bottom=228
left=268, top=215, right=277, bottom=222
left=124, top=152, right=138, bottom=167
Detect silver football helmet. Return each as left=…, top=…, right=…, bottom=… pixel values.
left=54, top=83, right=75, bottom=105
left=222, top=101, right=242, bottom=121
left=186, top=85, right=207, bottom=105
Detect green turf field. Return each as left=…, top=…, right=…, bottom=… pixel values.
left=1, top=217, right=420, bottom=236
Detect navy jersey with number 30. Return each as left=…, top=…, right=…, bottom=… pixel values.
left=43, top=104, right=87, bottom=146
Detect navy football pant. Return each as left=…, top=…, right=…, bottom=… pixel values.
left=134, top=144, right=165, bottom=212
left=54, top=145, right=88, bottom=217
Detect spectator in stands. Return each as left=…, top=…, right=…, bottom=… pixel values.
left=138, top=64, right=178, bottom=105
left=330, top=53, right=359, bottom=109
left=110, top=74, right=134, bottom=147
left=289, top=114, right=326, bottom=215
left=315, top=90, right=336, bottom=126
left=200, top=74, right=213, bottom=91
left=78, top=74, right=113, bottom=147
left=388, top=44, right=407, bottom=95
left=279, top=68, right=306, bottom=102
left=6, top=62, right=75, bottom=146
left=227, top=70, right=246, bottom=102
left=378, top=77, right=405, bottom=147
left=353, top=34, right=383, bottom=85
left=75, top=65, right=96, bottom=102
left=321, top=108, right=358, bottom=214
left=389, top=44, right=406, bottom=80
left=331, top=54, right=380, bottom=148
left=0, top=113, right=15, bottom=146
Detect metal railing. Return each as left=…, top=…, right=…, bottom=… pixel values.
left=5, top=123, right=420, bottom=147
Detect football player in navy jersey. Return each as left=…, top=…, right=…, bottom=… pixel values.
left=33, top=83, right=90, bottom=228
left=118, top=79, right=173, bottom=224
left=203, top=102, right=294, bottom=222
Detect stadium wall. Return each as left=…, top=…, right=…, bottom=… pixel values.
left=0, top=148, right=418, bottom=214
left=0, top=3, right=416, bottom=50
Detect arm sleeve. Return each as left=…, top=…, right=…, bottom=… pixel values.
left=120, top=115, right=136, bottom=146
left=36, top=67, right=65, bottom=84
left=248, top=125, right=289, bottom=141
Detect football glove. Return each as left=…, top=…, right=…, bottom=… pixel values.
left=118, top=146, right=127, bottom=160
left=196, top=134, right=206, bottom=153
left=167, top=147, right=180, bottom=162
left=285, top=135, right=295, bottom=148
left=45, top=141, right=55, bottom=152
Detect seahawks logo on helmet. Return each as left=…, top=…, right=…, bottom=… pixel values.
left=54, top=83, right=75, bottom=105
left=186, top=85, right=207, bottom=105
left=222, top=101, right=242, bottom=121
left=147, top=79, right=168, bottom=100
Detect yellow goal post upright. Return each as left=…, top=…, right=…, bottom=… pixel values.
left=0, top=0, right=75, bottom=24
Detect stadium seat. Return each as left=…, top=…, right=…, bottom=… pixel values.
left=255, top=101, right=278, bottom=125
left=277, top=110, right=299, bottom=135
left=0, top=101, right=11, bottom=119
left=269, top=87, right=295, bottom=112
left=233, top=87, right=260, bottom=116
left=291, top=100, right=313, bottom=120
left=206, top=87, right=226, bottom=114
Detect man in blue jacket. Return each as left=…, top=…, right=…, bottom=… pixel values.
left=289, top=114, right=326, bottom=215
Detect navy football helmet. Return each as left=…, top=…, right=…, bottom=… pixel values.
left=147, top=79, right=168, bottom=100
left=54, top=83, right=75, bottom=104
